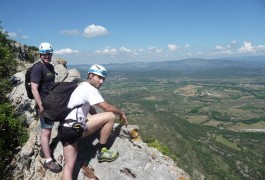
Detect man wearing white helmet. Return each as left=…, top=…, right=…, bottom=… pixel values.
left=30, top=42, right=62, bottom=173
left=59, top=64, right=128, bottom=180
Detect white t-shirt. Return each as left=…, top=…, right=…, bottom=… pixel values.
left=65, top=82, right=104, bottom=124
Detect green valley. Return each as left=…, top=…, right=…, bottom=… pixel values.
left=75, top=67, right=265, bottom=180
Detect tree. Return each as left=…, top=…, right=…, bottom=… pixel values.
left=0, top=21, right=28, bottom=178
left=0, top=23, right=17, bottom=79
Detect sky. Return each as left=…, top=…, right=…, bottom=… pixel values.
left=1, top=0, right=265, bottom=65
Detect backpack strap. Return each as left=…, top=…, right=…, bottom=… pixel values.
left=59, top=104, right=83, bottom=125
left=39, top=61, right=48, bottom=90
left=34, top=61, right=48, bottom=90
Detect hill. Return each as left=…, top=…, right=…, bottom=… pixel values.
left=69, top=56, right=265, bottom=75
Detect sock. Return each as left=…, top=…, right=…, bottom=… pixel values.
left=98, top=143, right=106, bottom=153
left=45, top=158, right=53, bottom=163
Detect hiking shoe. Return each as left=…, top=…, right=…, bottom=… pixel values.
left=43, top=160, right=62, bottom=173
left=97, top=147, right=119, bottom=163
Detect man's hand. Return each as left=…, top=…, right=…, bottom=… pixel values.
left=97, top=101, right=128, bottom=127
left=120, top=112, right=128, bottom=127
left=38, top=106, right=44, bottom=117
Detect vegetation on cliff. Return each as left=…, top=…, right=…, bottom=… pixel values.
left=0, top=22, right=28, bottom=178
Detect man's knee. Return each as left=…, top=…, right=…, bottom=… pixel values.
left=100, top=112, right=116, bottom=124
left=108, top=112, right=116, bottom=122
left=41, top=128, right=52, bottom=136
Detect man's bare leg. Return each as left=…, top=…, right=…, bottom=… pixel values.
left=41, top=128, right=52, bottom=159
left=83, top=112, right=116, bottom=143
left=62, top=142, right=78, bottom=180
left=83, top=112, right=119, bottom=162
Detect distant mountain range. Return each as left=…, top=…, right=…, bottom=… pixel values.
left=68, top=55, right=265, bottom=74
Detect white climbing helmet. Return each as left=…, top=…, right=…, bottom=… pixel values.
left=39, top=42, right=53, bottom=54
left=88, top=64, right=108, bottom=77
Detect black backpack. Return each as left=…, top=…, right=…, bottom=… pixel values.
left=25, top=61, right=45, bottom=99
left=42, top=82, right=80, bottom=122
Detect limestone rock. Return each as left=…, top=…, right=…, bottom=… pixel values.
left=76, top=125, right=190, bottom=180
left=54, top=64, right=69, bottom=82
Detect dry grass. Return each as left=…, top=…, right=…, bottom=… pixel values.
left=186, top=115, right=209, bottom=124
left=144, top=96, right=157, bottom=100
left=174, top=85, right=200, bottom=97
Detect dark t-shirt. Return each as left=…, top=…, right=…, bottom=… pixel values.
left=30, top=61, right=56, bottom=98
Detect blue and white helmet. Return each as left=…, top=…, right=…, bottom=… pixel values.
left=39, top=42, right=53, bottom=54
left=88, top=64, right=107, bottom=77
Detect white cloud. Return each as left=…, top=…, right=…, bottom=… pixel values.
left=21, top=35, right=28, bottom=39
left=184, top=44, right=190, bottom=48
left=168, top=44, right=178, bottom=51
left=60, top=29, right=80, bottom=35
left=95, top=48, right=118, bottom=55
left=148, top=47, right=162, bottom=53
left=238, top=42, right=265, bottom=54
left=61, top=40, right=265, bottom=64
left=54, top=48, right=79, bottom=55
left=94, top=46, right=160, bottom=58
left=213, top=43, right=234, bottom=56
left=257, top=45, right=265, bottom=49
left=231, top=40, right=237, bottom=44
left=238, top=41, right=255, bottom=53
left=83, top=24, right=109, bottom=38
left=220, top=50, right=233, bottom=55
left=256, top=45, right=265, bottom=54
left=7, top=32, right=16, bottom=38
left=137, top=48, right=144, bottom=52
left=215, top=45, right=225, bottom=50
left=119, top=47, right=131, bottom=53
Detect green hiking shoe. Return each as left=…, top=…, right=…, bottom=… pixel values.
left=97, top=147, right=119, bottom=163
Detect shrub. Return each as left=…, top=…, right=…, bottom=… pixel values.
left=0, top=22, right=28, bottom=177
left=0, top=103, right=28, bottom=174
left=145, top=138, right=170, bottom=156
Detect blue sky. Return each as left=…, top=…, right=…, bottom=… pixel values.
left=1, top=0, right=265, bottom=65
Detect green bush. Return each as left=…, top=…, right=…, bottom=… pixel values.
left=25, top=45, right=38, bottom=63
left=145, top=138, right=171, bottom=157
left=0, top=79, right=12, bottom=103
left=0, top=25, right=17, bottom=79
left=0, top=21, right=28, bottom=177
left=0, top=103, right=28, bottom=171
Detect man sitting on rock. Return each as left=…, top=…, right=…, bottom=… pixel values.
left=59, top=64, right=128, bottom=180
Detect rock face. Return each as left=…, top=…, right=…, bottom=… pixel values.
left=8, top=58, right=190, bottom=180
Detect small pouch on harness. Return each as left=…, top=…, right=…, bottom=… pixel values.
left=58, top=121, right=84, bottom=145
left=72, top=122, right=83, bottom=129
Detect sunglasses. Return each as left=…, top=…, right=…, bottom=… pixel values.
left=40, top=53, right=53, bottom=56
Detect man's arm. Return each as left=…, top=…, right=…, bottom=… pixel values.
left=98, top=101, right=128, bottom=127
left=31, top=82, right=44, bottom=115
